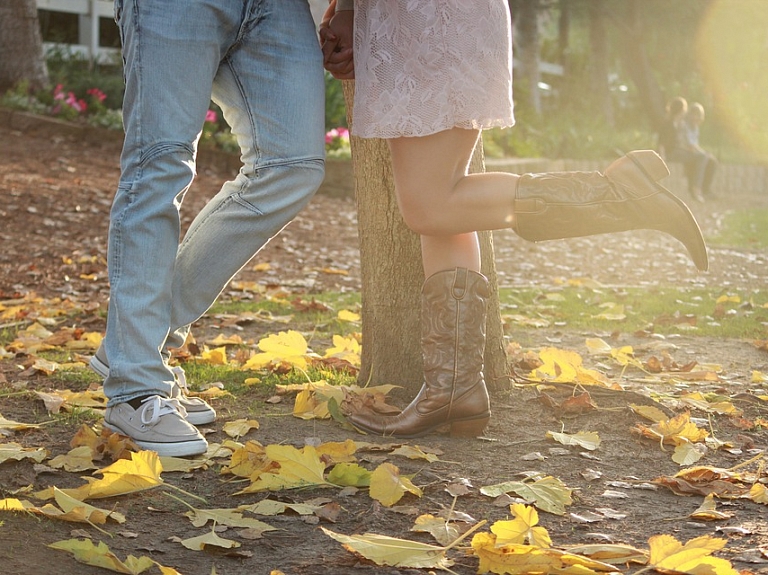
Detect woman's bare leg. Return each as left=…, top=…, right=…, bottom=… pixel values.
left=387, top=127, right=520, bottom=275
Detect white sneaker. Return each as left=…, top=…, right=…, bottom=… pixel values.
left=104, top=396, right=208, bottom=457
left=90, top=347, right=216, bottom=426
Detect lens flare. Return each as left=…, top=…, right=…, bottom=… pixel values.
left=696, top=0, right=768, bottom=162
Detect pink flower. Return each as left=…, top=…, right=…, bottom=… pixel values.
left=205, top=110, right=218, bottom=124
left=325, top=128, right=339, bottom=144
left=87, top=88, right=107, bottom=102
left=336, top=127, right=350, bottom=140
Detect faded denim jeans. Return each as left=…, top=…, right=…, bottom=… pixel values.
left=104, top=0, right=325, bottom=405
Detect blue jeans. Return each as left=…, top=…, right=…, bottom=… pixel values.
left=104, top=0, right=325, bottom=405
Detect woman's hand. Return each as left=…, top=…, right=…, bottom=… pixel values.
left=318, top=2, right=354, bottom=79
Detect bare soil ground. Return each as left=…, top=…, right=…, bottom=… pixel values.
left=0, top=122, right=767, bottom=575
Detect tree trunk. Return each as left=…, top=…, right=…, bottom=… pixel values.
left=342, top=81, right=508, bottom=398
left=588, top=0, right=614, bottom=127
left=513, top=0, right=541, bottom=115
left=556, top=0, right=570, bottom=72
left=0, top=0, right=48, bottom=93
left=616, top=0, right=666, bottom=131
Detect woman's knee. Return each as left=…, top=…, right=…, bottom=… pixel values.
left=398, top=196, right=446, bottom=235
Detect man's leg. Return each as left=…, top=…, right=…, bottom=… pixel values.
left=102, top=0, right=251, bottom=455
left=164, top=0, right=325, bottom=349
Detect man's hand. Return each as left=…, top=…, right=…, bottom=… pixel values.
left=318, top=2, right=354, bottom=79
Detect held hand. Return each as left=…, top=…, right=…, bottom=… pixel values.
left=319, top=9, right=354, bottom=80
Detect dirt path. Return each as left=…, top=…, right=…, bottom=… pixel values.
left=0, top=125, right=767, bottom=575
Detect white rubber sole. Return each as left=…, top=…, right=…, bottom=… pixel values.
left=90, top=354, right=216, bottom=426
left=102, top=421, right=208, bottom=458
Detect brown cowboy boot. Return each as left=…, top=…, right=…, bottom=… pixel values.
left=513, top=150, right=708, bottom=271
left=347, top=268, right=491, bottom=438
left=346, top=268, right=491, bottom=438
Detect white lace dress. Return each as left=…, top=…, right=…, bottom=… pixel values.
left=351, top=0, right=514, bottom=139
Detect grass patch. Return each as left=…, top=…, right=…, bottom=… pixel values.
left=209, top=292, right=362, bottom=346
left=500, top=285, right=768, bottom=338
left=708, top=207, right=768, bottom=249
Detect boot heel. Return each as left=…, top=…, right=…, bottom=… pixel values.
left=625, top=150, right=670, bottom=182
left=449, top=416, right=489, bottom=438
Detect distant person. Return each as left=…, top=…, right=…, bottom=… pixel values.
left=684, top=103, right=718, bottom=199
left=659, top=97, right=715, bottom=202
left=658, top=96, right=688, bottom=160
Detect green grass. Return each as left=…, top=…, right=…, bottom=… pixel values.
left=707, top=207, right=768, bottom=249
left=499, top=286, right=768, bottom=338
left=208, top=292, right=362, bottom=344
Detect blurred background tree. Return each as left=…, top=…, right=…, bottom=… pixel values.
left=3, top=0, right=767, bottom=164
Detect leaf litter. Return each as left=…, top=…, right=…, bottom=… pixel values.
left=1, top=130, right=768, bottom=574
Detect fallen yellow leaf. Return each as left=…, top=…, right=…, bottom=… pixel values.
left=59, top=450, right=164, bottom=501
left=222, top=418, right=260, bottom=439
left=647, top=534, right=738, bottom=575
left=49, top=538, right=161, bottom=574
left=491, top=503, right=552, bottom=548
left=471, top=532, right=616, bottom=574
left=0, top=442, right=47, bottom=464
left=369, top=462, right=422, bottom=507
left=480, top=475, right=572, bottom=516
left=322, top=527, right=453, bottom=570
left=546, top=430, right=601, bottom=451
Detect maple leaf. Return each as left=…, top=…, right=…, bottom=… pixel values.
left=491, top=503, right=552, bottom=547
left=529, top=347, right=616, bottom=388
left=207, top=333, right=244, bottom=346
left=390, top=444, right=440, bottom=462
left=564, top=543, right=649, bottom=565
left=327, top=461, right=372, bottom=487
left=0, top=414, right=43, bottom=433
left=292, top=381, right=345, bottom=420
left=635, top=412, right=709, bottom=450
left=58, top=450, right=164, bottom=501
left=222, top=418, right=260, bottom=439
left=689, top=494, right=734, bottom=520
left=49, top=538, right=163, bottom=574
left=241, top=330, right=317, bottom=371
left=481, top=475, right=573, bottom=516
left=322, top=527, right=454, bottom=570
left=323, top=334, right=361, bottom=366
left=37, top=487, right=127, bottom=525
left=647, top=534, right=739, bottom=575
left=337, top=309, right=360, bottom=322
left=748, top=483, right=767, bottom=504
left=678, top=392, right=742, bottom=416
left=546, top=430, right=601, bottom=451
left=470, top=533, right=617, bottom=574
left=410, top=514, right=467, bottom=546
left=630, top=404, right=669, bottom=423
left=0, top=442, right=47, bottom=464
left=184, top=505, right=277, bottom=533
left=241, top=499, right=321, bottom=516
left=199, top=345, right=228, bottom=365
left=48, top=445, right=98, bottom=472
left=672, top=441, right=708, bottom=466
left=180, top=529, right=241, bottom=551
left=369, top=462, right=423, bottom=507
left=235, top=444, right=331, bottom=494
left=221, top=440, right=274, bottom=478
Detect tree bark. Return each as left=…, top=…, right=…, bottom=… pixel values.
left=513, top=0, right=542, bottom=115
left=615, top=0, right=666, bottom=131
left=0, top=0, right=48, bottom=93
left=588, top=0, right=614, bottom=127
left=342, top=81, right=508, bottom=398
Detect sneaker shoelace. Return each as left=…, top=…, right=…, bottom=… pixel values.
left=139, top=395, right=186, bottom=426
